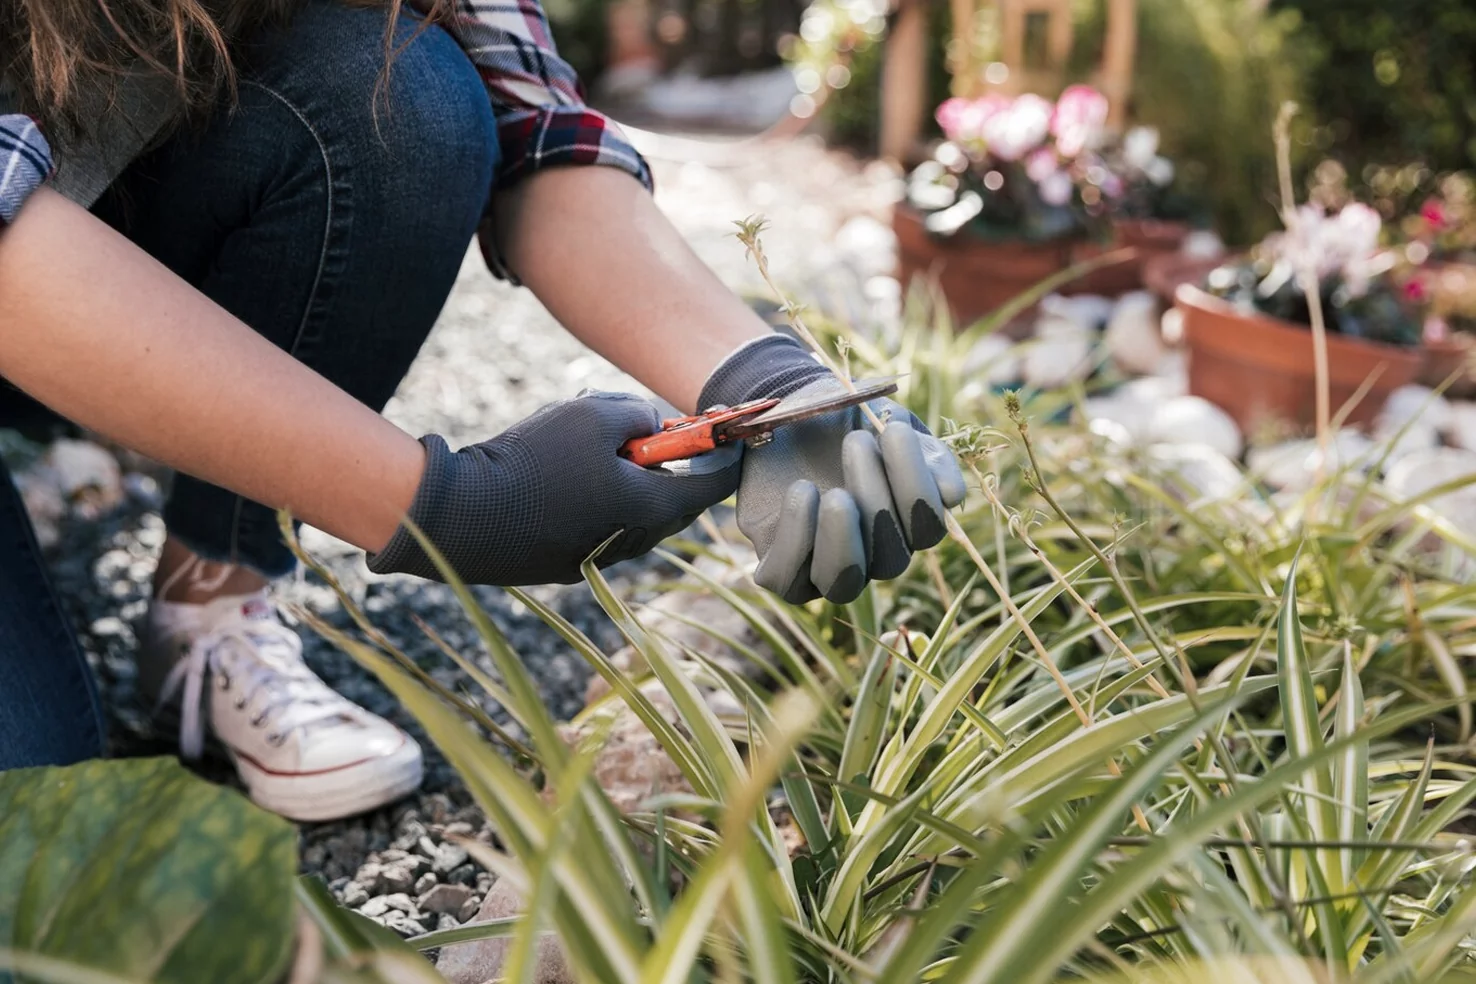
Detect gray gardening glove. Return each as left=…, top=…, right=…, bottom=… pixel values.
left=368, top=391, right=741, bottom=586
left=700, top=335, right=968, bottom=604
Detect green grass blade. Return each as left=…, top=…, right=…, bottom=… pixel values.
left=1334, top=643, right=1370, bottom=879
left=939, top=701, right=1239, bottom=984
left=1276, top=548, right=1343, bottom=901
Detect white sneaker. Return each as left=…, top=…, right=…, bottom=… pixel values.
left=141, top=590, right=423, bottom=822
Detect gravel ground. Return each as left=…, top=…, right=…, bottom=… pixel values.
left=13, top=133, right=900, bottom=938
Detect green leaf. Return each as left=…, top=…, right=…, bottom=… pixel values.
left=0, top=758, right=296, bottom=984
left=1276, top=548, right=1344, bottom=902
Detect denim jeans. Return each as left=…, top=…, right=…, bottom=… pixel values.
left=0, top=0, right=498, bottom=768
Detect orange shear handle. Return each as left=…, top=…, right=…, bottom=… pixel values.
left=618, top=398, right=779, bottom=468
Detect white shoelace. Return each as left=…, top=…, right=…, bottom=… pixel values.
left=156, top=604, right=353, bottom=760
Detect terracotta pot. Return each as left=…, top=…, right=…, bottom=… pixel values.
left=893, top=203, right=1075, bottom=336
left=1420, top=335, right=1476, bottom=399
left=1073, top=218, right=1193, bottom=296
left=1177, top=284, right=1422, bottom=434
left=1409, top=262, right=1476, bottom=397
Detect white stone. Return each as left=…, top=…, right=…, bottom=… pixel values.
left=1182, top=230, right=1227, bottom=261
left=1147, top=395, right=1244, bottom=459
left=1022, top=318, right=1094, bottom=389
left=963, top=333, right=1022, bottom=387
left=1384, top=447, right=1476, bottom=537
left=1040, top=292, right=1115, bottom=331
left=1371, top=420, right=1441, bottom=468
left=1379, top=385, right=1452, bottom=434
left=1118, top=369, right=1188, bottom=404
left=1103, top=290, right=1164, bottom=376
left=1246, top=432, right=1375, bottom=491
left=1146, top=442, right=1246, bottom=503
left=44, top=440, right=123, bottom=507
left=1082, top=395, right=1154, bottom=445
left=1448, top=402, right=1476, bottom=452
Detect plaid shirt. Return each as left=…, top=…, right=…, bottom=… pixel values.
left=1, top=0, right=652, bottom=277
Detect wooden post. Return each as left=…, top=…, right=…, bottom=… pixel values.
left=950, top=0, right=977, bottom=97
left=879, top=0, right=930, bottom=163
left=1100, top=0, right=1137, bottom=126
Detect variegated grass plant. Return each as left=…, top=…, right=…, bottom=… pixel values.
left=277, top=257, right=1476, bottom=981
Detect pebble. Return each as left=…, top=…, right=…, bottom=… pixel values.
left=1448, top=403, right=1476, bottom=452
left=1246, top=432, right=1375, bottom=491
left=341, top=882, right=369, bottom=909
left=432, top=842, right=470, bottom=876
left=415, top=872, right=437, bottom=896
left=1103, top=291, right=1164, bottom=375
left=1022, top=318, right=1095, bottom=390
left=419, top=883, right=475, bottom=916
left=457, top=895, right=483, bottom=923
left=1384, top=448, right=1476, bottom=537
left=1148, top=396, right=1244, bottom=459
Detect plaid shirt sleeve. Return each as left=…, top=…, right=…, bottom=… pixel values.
left=0, top=115, right=53, bottom=230
left=420, top=1, right=654, bottom=280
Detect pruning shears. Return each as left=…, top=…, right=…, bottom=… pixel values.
left=619, top=376, right=900, bottom=468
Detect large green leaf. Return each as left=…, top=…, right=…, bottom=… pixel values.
left=0, top=758, right=296, bottom=984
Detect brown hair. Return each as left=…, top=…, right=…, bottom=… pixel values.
left=0, top=0, right=451, bottom=136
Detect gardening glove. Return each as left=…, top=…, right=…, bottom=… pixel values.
left=367, top=391, right=741, bottom=586
left=700, top=335, right=968, bottom=605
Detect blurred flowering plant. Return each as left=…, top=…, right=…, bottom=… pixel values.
left=1202, top=203, right=1421, bottom=347
left=1400, top=172, right=1476, bottom=261
left=907, top=85, right=1118, bottom=243
left=1095, top=126, right=1201, bottom=223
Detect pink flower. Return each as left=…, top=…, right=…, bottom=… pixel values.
left=982, top=93, right=1053, bottom=162
left=935, top=95, right=1009, bottom=143
left=1404, top=277, right=1428, bottom=303
left=1050, top=85, right=1109, bottom=158
left=1025, top=147, right=1058, bottom=182
left=1039, top=171, right=1074, bottom=206
left=1421, top=199, right=1447, bottom=230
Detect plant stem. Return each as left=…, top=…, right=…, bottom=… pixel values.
left=1274, top=102, right=1332, bottom=489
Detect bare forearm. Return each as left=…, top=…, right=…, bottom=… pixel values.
left=0, top=187, right=423, bottom=553
left=493, top=167, right=771, bottom=414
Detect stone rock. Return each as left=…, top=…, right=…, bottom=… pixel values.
left=1145, top=443, right=1247, bottom=504
left=458, top=894, right=483, bottom=923
left=1022, top=317, right=1095, bottom=390
left=340, top=882, right=369, bottom=909
left=360, top=893, right=416, bottom=918
left=446, top=863, right=477, bottom=886
left=1182, top=230, right=1227, bottom=260
left=436, top=880, right=574, bottom=984
left=1380, top=384, right=1452, bottom=434
left=1103, top=291, right=1164, bottom=376
left=1372, top=420, right=1441, bottom=467
left=376, top=864, right=416, bottom=896
left=562, top=682, right=691, bottom=816
left=44, top=439, right=123, bottom=515
left=963, top=334, right=1021, bottom=388
left=1448, top=402, right=1476, bottom=452
left=1384, top=448, right=1476, bottom=537
left=1040, top=292, right=1115, bottom=331
left=419, top=883, right=475, bottom=916
left=1246, top=432, right=1375, bottom=491
left=433, top=842, right=471, bottom=875
left=1082, top=396, right=1154, bottom=446
left=1147, top=396, right=1243, bottom=459
left=415, top=872, right=437, bottom=896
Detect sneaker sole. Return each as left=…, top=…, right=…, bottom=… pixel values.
left=232, top=734, right=424, bottom=823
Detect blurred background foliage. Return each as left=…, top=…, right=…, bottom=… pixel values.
left=558, top=0, right=1476, bottom=247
